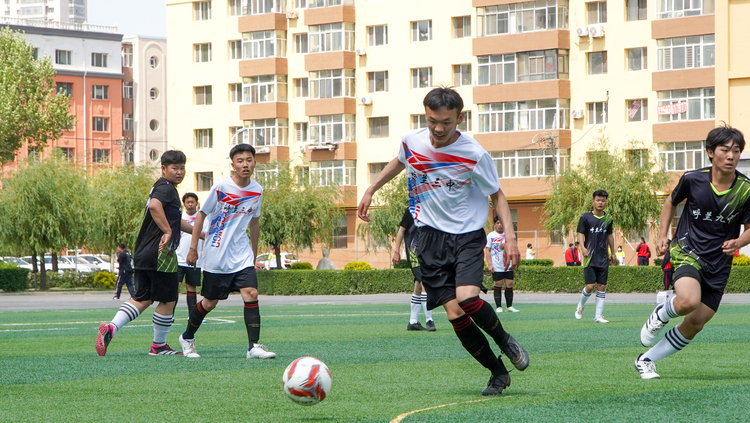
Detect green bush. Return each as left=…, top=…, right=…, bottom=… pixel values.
left=344, top=261, right=372, bottom=271
left=257, top=269, right=413, bottom=295
left=393, top=259, right=410, bottom=269
left=653, top=258, right=663, bottom=266
left=0, top=263, right=29, bottom=292
left=733, top=254, right=750, bottom=266
left=519, top=259, right=554, bottom=267
left=93, top=271, right=117, bottom=289
left=46, top=271, right=86, bottom=289
left=290, top=262, right=313, bottom=270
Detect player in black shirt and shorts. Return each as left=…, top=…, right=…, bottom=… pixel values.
left=635, top=125, right=750, bottom=379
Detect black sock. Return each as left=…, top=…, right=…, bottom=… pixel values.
left=459, top=296, right=510, bottom=349
left=183, top=300, right=209, bottom=340
left=244, top=301, right=260, bottom=349
left=186, top=291, right=197, bottom=317
left=505, top=288, right=514, bottom=308
left=450, top=314, right=507, bottom=375
left=493, top=288, right=503, bottom=309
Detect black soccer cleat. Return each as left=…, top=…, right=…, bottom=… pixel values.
left=425, top=320, right=436, bottom=331
left=407, top=322, right=428, bottom=331
left=482, top=373, right=511, bottom=396
left=501, top=335, right=529, bottom=371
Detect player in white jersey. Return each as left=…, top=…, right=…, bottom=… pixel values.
left=176, top=192, right=206, bottom=319
left=178, top=144, right=276, bottom=359
left=485, top=216, right=519, bottom=313
left=358, top=87, right=528, bottom=396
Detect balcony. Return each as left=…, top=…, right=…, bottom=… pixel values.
left=239, top=58, right=288, bottom=77
left=305, top=51, right=356, bottom=72
left=304, top=141, right=356, bottom=162
left=238, top=13, right=287, bottom=32
left=239, top=102, right=289, bottom=120
left=304, top=5, right=355, bottom=26
left=254, top=146, right=290, bottom=164
left=474, top=130, right=571, bottom=152
left=474, top=80, right=570, bottom=104
left=473, top=30, right=569, bottom=56
left=653, top=120, right=716, bottom=142
left=652, top=14, right=714, bottom=39
left=305, top=97, right=356, bottom=116
left=652, top=67, right=715, bottom=91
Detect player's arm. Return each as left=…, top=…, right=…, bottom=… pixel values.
left=656, top=196, right=677, bottom=256
left=392, top=226, right=405, bottom=265
left=180, top=220, right=194, bottom=234
left=577, top=232, right=588, bottom=257
left=489, top=189, right=519, bottom=270
left=608, top=233, right=617, bottom=265
left=249, top=216, right=260, bottom=260
left=484, top=246, right=493, bottom=273
left=358, top=157, right=405, bottom=222
left=148, top=198, right=173, bottom=252
left=722, top=223, right=750, bottom=255
left=186, top=211, right=207, bottom=267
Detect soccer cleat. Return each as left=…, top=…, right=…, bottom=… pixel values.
left=425, top=320, right=436, bottom=331
left=594, top=316, right=609, bottom=323
left=247, top=344, right=276, bottom=359
left=95, top=322, right=113, bottom=356
left=575, top=304, right=584, bottom=320
left=634, top=354, right=660, bottom=379
left=407, top=322, right=428, bottom=331
left=179, top=334, right=200, bottom=358
left=482, top=373, right=511, bottom=396
left=149, top=344, right=183, bottom=356
left=640, top=304, right=667, bottom=347
left=506, top=306, right=520, bottom=313
left=500, top=335, right=529, bottom=371
left=496, top=307, right=504, bottom=313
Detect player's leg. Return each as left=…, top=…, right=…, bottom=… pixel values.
left=96, top=270, right=155, bottom=356
left=418, top=280, right=435, bottom=331
left=593, top=270, right=608, bottom=323
left=148, top=271, right=182, bottom=355
left=183, top=266, right=202, bottom=319
left=114, top=274, right=123, bottom=299
left=640, top=271, right=702, bottom=347
left=505, top=273, right=519, bottom=312
left=235, top=268, right=275, bottom=359
left=407, top=280, right=426, bottom=331
left=492, top=272, right=504, bottom=312
left=576, top=267, right=596, bottom=320
left=180, top=271, right=223, bottom=357
left=124, top=273, right=135, bottom=297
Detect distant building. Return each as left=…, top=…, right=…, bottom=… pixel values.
left=2, top=0, right=87, bottom=24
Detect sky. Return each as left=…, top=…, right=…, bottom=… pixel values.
left=87, top=0, right=167, bottom=38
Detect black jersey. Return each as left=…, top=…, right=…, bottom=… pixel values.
left=577, top=211, right=613, bottom=268
left=669, top=167, right=750, bottom=276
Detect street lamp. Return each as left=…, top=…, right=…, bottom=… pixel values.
left=532, top=132, right=557, bottom=184
left=231, top=127, right=252, bottom=146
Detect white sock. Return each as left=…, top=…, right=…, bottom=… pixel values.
left=643, top=326, right=690, bottom=362
left=421, top=293, right=433, bottom=322
left=152, top=312, right=173, bottom=346
left=579, top=288, right=591, bottom=307
left=110, top=302, right=140, bottom=336
left=657, top=296, right=680, bottom=322
left=595, top=291, right=605, bottom=317
left=410, top=295, right=421, bottom=324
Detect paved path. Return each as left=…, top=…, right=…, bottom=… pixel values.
left=1, top=291, right=750, bottom=311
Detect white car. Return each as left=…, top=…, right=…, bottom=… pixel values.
left=1, top=257, right=33, bottom=271
left=79, top=254, right=113, bottom=272
left=255, top=253, right=300, bottom=269
left=60, top=256, right=98, bottom=273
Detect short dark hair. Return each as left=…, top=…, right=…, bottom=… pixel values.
left=527, top=243, right=532, bottom=248
left=575, top=241, right=579, bottom=245
left=118, top=243, right=126, bottom=250
left=161, top=150, right=186, bottom=166
left=493, top=215, right=500, bottom=223
left=640, top=237, right=646, bottom=243
left=705, top=124, right=746, bottom=162
left=182, top=192, right=198, bottom=203
left=593, top=189, right=609, bottom=199
left=569, top=243, right=574, bottom=247
left=229, top=143, right=255, bottom=160
left=423, top=87, right=463, bottom=115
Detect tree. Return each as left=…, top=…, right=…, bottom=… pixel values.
left=257, top=161, right=342, bottom=269
left=542, top=135, right=670, bottom=242
left=0, top=27, right=74, bottom=165
left=356, top=174, right=408, bottom=254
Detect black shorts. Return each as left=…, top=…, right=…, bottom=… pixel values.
left=673, top=265, right=727, bottom=312
left=566, top=262, right=575, bottom=267
left=492, top=271, right=514, bottom=281
left=177, top=266, right=202, bottom=287
left=638, top=257, right=649, bottom=266
left=201, top=267, right=258, bottom=300
left=133, top=270, right=179, bottom=303
left=417, top=226, right=487, bottom=310
left=410, top=265, right=422, bottom=283
left=583, top=266, right=608, bottom=285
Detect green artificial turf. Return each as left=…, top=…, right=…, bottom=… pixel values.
left=1, top=303, right=749, bottom=422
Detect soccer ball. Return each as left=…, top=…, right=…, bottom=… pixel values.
left=282, top=356, right=332, bottom=406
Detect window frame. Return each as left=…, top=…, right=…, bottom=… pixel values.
left=367, top=25, right=388, bottom=47
left=194, top=85, right=213, bottom=106
left=626, top=99, right=648, bottom=122
left=411, top=67, right=433, bottom=89
left=368, top=116, right=389, bottom=139
left=194, top=43, right=212, bottom=63
left=194, top=128, right=214, bottom=149
left=193, top=1, right=212, bottom=21
left=92, top=117, right=109, bottom=132
left=367, top=70, right=389, bottom=93
left=587, top=51, right=608, bottom=75
left=411, top=20, right=432, bottom=43
left=587, top=101, right=608, bottom=125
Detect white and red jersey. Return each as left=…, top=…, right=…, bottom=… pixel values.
left=199, top=177, right=263, bottom=274
left=398, top=128, right=500, bottom=234
left=176, top=210, right=208, bottom=267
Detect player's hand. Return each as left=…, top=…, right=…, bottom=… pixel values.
left=158, top=232, right=171, bottom=252
left=199, top=231, right=206, bottom=240
left=488, top=264, right=494, bottom=273
left=186, top=248, right=198, bottom=267
left=580, top=247, right=589, bottom=257
left=357, top=191, right=373, bottom=222
left=610, top=254, right=618, bottom=265
left=504, top=239, right=520, bottom=270
left=722, top=239, right=739, bottom=256
left=656, top=236, right=670, bottom=256
left=391, top=251, right=401, bottom=266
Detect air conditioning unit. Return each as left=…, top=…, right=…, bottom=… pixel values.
left=360, top=95, right=372, bottom=105
left=310, top=144, right=336, bottom=151
left=255, top=147, right=270, bottom=154
left=588, top=25, right=604, bottom=38
left=575, top=26, right=589, bottom=37
left=571, top=109, right=584, bottom=119
left=286, top=11, right=298, bottom=19
left=355, top=48, right=366, bottom=56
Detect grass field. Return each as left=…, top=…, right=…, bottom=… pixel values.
left=1, top=301, right=749, bottom=422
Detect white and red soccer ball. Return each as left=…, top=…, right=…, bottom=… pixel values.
left=282, top=356, right=332, bottom=406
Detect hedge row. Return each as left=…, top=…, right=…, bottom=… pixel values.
left=0, top=266, right=30, bottom=292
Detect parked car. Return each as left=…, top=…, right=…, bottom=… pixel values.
left=79, top=254, right=113, bottom=272
left=60, top=256, right=98, bottom=273
left=1, top=257, right=33, bottom=271
left=255, top=253, right=299, bottom=269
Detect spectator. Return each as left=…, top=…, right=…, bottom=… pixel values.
left=636, top=237, right=651, bottom=266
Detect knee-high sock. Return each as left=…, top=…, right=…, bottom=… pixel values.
left=450, top=314, right=507, bottom=375
left=183, top=300, right=209, bottom=340
left=110, top=302, right=140, bottom=336
left=643, top=326, right=691, bottom=362
left=409, top=295, right=421, bottom=324
left=152, top=312, right=173, bottom=346
left=459, top=296, right=510, bottom=349
left=579, top=287, right=592, bottom=307
left=186, top=291, right=198, bottom=318
left=245, top=301, right=260, bottom=348
left=657, top=295, right=681, bottom=322
left=493, top=288, right=503, bottom=309
left=595, top=291, right=606, bottom=317
left=421, top=293, right=433, bottom=321
left=505, top=288, right=514, bottom=308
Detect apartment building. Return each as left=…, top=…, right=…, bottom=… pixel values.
left=2, top=0, right=87, bottom=24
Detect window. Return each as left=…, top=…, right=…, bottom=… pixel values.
left=369, top=162, right=387, bottom=183
left=295, top=166, right=310, bottom=185
left=332, top=213, right=348, bottom=248
left=309, top=0, right=353, bottom=8
left=627, top=47, right=647, bottom=71
left=194, top=43, right=212, bottom=63
left=55, top=49, right=72, bottom=65
left=91, top=53, right=107, bottom=68
left=246, top=0, right=284, bottom=15
left=626, top=0, right=647, bottom=21
left=478, top=99, right=570, bottom=133
left=294, top=33, right=308, bottom=54
left=122, top=45, right=133, bottom=67
left=310, top=160, right=356, bottom=186
left=588, top=102, right=608, bottom=124
left=309, top=23, right=354, bottom=53
left=294, top=0, right=308, bottom=9
left=310, top=69, right=355, bottom=99
left=194, top=86, right=213, bottom=105
left=150, top=88, right=159, bottom=100
left=367, top=71, right=388, bottom=93
left=453, top=64, right=472, bottom=86
left=92, top=117, right=109, bottom=132
left=60, top=148, right=74, bottom=161
left=368, top=25, right=388, bottom=47
left=230, top=126, right=249, bottom=145
left=56, top=82, right=73, bottom=97
left=457, top=111, right=471, bottom=132
left=123, top=114, right=133, bottom=131
left=229, top=40, right=242, bottom=60
left=627, top=149, right=648, bottom=168
left=196, top=172, right=214, bottom=191
left=150, top=150, right=159, bottom=161
left=411, top=67, right=432, bottom=89
left=588, top=51, right=607, bottom=75
left=92, top=85, right=109, bottom=100
left=477, top=1, right=570, bottom=36
left=193, top=1, right=211, bottom=20
left=243, top=75, right=287, bottom=103
left=93, top=149, right=110, bottom=163
left=309, top=114, right=355, bottom=143
left=150, top=120, right=159, bottom=131
left=490, top=148, right=569, bottom=178
left=195, top=128, right=213, bottom=149
left=294, top=78, right=309, bottom=98
left=242, top=30, right=286, bottom=59
left=518, top=49, right=568, bottom=81
left=627, top=99, right=648, bottom=122
left=122, top=82, right=133, bottom=99
left=656, top=0, right=714, bottom=19
left=659, top=141, right=707, bottom=171
left=411, top=20, right=432, bottom=42
left=657, top=88, right=715, bottom=122
left=246, top=118, right=289, bottom=147
left=478, top=54, right=516, bottom=85
left=657, top=35, right=715, bottom=70
left=32, top=48, right=39, bottom=60
left=369, top=117, right=389, bottom=139
left=411, top=114, right=427, bottom=129
left=229, top=83, right=243, bottom=103
left=229, top=0, right=242, bottom=16
left=295, top=122, right=309, bottom=142
left=453, top=16, right=471, bottom=38
left=254, top=165, right=279, bottom=187
left=587, top=1, right=607, bottom=24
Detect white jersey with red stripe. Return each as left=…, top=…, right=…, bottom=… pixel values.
left=176, top=211, right=208, bottom=267
left=486, top=230, right=512, bottom=271
left=199, top=177, right=263, bottom=274
left=398, top=128, right=500, bottom=234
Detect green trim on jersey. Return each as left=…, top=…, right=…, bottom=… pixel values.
left=669, top=241, right=701, bottom=272
left=156, top=250, right=178, bottom=273
left=710, top=183, right=732, bottom=196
